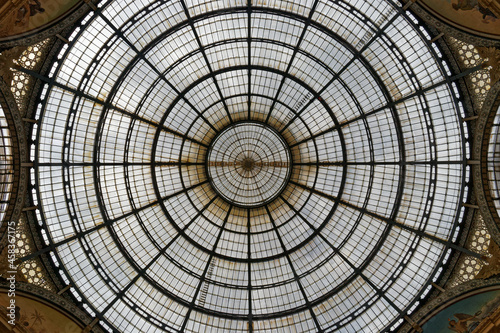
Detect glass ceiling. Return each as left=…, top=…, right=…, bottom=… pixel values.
left=33, top=0, right=470, bottom=332
left=207, top=122, right=292, bottom=208
left=488, top=103, right=500, bottom=222
left=0, top=101, right=13, bottom=224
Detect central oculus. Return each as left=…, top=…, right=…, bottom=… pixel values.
left=206, top=122, right=292, bottom=208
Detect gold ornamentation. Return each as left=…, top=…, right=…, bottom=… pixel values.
left=477, top=46, right=500, bottom=84
left=476, top=239, right=500, bottom=279
left=0, top=47, right=24, bottom=84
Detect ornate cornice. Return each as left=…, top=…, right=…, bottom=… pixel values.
left=0, top=79, right=28, bottom=251
left=408, top=2, right=500, bottom=48
left=474, top=81, right=500, bottom=244
left=0, top=2, right=93, bottom=50
left=0, top=281, right=104, bottom=333
left=400, top=276, right=500, bottom=332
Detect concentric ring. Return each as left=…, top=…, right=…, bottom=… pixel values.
left=33, top=1, right=470, bottom=332
left=206, top=122, right=292, bottom=208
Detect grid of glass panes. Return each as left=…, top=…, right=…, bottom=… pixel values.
left=0, top=104, right=13, bottom=224
left=488, top=104, right=500, bottom=218
left=35, top=0, right=468, bottom=332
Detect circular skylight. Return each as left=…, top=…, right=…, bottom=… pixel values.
left=34, top=0, right=469, bottom=332
left=207, top=121, right=292, bottom=208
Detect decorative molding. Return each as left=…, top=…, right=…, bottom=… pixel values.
left=400, top=276, right=500, bottom=332
left=474, top=81, right=500, bottom=244
left=409, top=2, right=500, bottom=48
left=0, top=2, right=93, bottom=50
left=0, top=281, right=105, bottom=333
left=0, top=79, right=28, bottom=251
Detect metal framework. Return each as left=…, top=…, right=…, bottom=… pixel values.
left=486, top=94, right=500, bottom=235
left=28, top=0, right=474, bottom=332
left=0, top=96, right=13, bottom=224
left=206, top=121, right=292, bottom=208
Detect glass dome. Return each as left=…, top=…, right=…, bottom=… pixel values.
left=33, top=0, right=469, bottom=332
